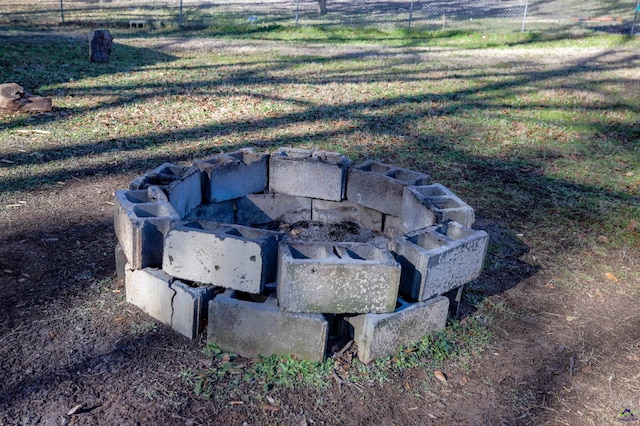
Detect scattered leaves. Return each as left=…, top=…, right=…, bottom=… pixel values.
left=605, top=272, right=619, bottom=282
left=434, top=370, right=448, bottom=383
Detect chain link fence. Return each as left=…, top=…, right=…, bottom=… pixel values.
left=0, top=0, right=638, bottom=34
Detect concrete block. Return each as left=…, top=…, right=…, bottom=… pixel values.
left=390, top=221, right=489, bottom=301
left=195, top=148, right=269, bottom=203
left=269, top=147, right=351, bottom=201
left=113, top=187, right=180, bottom=270
left=382, top=215, right=409, bottom=239
left=345, top=296, right=449, bottom=364
left=125, top=267, right=217, bottom=339
left=184, top=201, right=234, bottom=223
left=163, top=221, right=281, bottom=293
left=235, top=193, right=311, bottom=226
left=208, top=291, right=328, bottom=361
left=404, top=183, right=475, bottom=228
left=311, top=199, right=383, bottom=232
left=346, top=160, right=430, bottom=216
left=114, top=243, right=128, bottom=283
left=277, top=241, right=401, bottom=314
left=130, top=163, right=202, bottom=218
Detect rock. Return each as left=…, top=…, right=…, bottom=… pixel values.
left=89, top=29, right=113, bottom=63
left=0, top=83, right=52, bottom=113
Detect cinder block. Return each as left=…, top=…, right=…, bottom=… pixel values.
left=208, top=291, right=328, bottom=362
left=277, top=241, right=401, bottom=314
left=311, top=199, right=383, bottom=232
left=195, top=148, right=269, bottom=203
left=114, top=243, right=128, bottom=283
left=184, top=201, right=234, bottom=223
left=390, top=221, right=488, bottom=301
left=269, top=148, right=351, bottom=201
left=235, top=193, right=311, bottom=226
left=345, top=296, right=449, bottom=364
left=163, top=221, right=281, bottom=293
left=404, top=184, right=475, bottom=228
left=346, top=160, right=430, bottom=216
left=382, top=215, right=408, bottom=239
left=114, top=187, right=180, bottom=270
left=130, top=163, right=202, bottom=218
left=125, top=267, right=218, bottom=339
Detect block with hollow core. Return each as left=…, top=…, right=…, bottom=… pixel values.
left=194, top=148, right=269, bottom=203
left=235, top=193, right=312, bottom=226
left=277, top=241, right=401, bottom=314
left=346, top=160, right=430, bottom=217
left=345, top=295, right=449, bottom=364
left=184, top=201, right=234, bottom=223
left=114, top=187, right=180, bottom=270
left=311, top=199, right=383, bottom=232
left=125, top=267, right=218, bottom=339
left=390, top=221, right=489, bottom=301
left=208, top=291, right=328, bottom=361
left=269, top=147, right=351, bottom=201
left=403, top=183, right=475, bottom=228
left=163, top=221, right=281, bottom=293
left=129, top=163, right=202, bottom=218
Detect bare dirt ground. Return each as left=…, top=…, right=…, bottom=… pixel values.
left=1, top=39, right=639, bottom=425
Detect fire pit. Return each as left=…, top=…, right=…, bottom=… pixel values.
left=114, top=147, right=488, bottom=363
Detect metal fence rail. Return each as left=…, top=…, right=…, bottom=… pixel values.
left=0, top=0, right=637, bottom=34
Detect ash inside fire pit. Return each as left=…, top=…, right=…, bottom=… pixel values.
left=274, top=220, right=388, bottom=246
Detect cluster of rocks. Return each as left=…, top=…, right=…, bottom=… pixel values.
left=114, top=147, right=488, bottom=363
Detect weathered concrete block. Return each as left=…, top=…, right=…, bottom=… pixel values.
left=208, top=291, right=328, bottom=361
left=346, top=160, right=430, bottom=216
left=114, top=243, right=128, bottom=283
left=114, top=187, right=180, bottom=270
left=404, top=183, right=475, bottom=228
left=311, top=199, right=383, bottom=232
left=277, top=241, right=401, bottom=314
left=269, top=147, right=351, bottom=201
left=163, top=221, right=280, bottom=293
left=390, top=221, right=489, bottom=301
left=184, top=201, right=234, bottom=223
left=235, top=193, right=312, bottom=226
left=195, top=148, right=269, bottom=203
left=345, top=296, right=449, bottom=364
left=125, top=267, right=218, bottom=339
left=382, top=215, right=408, bottom=239
left=130, top=163, right=202, bottom=218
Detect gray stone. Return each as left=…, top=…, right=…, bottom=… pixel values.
left=235, top=193, right=312, bottom=226
left=125, top=267, right=218, bottom=339
left=195, top=148, right=269, bottom=203
left=403, top=183, right=475, bottom=228
left=311, top=199, right=383, bottom=232
left=390, top=221, right=489, bottom=301
left=113, top=187, right=180, bottom=270
left=208, top=291, right=328, bottom=361
left=269, top=147, right=351, bottom=201
left=346, top=160, right=430, bottom=216
left=163, top=221, right=280, bottom=293
left=130, top=163, right=202, bottom=218
left=277, top=241, right=401, bottom=314
left=345, top=296, right=449, bottom=364
left=184, top=201, right=234, bottom=223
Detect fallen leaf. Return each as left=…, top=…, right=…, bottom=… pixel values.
left=566, top=315, right=579, bottom=322
left=462, top=375, right=469, bottom=383
left=626, top=354, right=640, bottom=361
left=67, top=404, right=83, bottom=415
left=434, top=370, right=448, bottom=383
left=114, top=317, right=125, bottom=322
left=261, top=403, right=280, bottom=412
left=597, top=235, right=610, bottom=243
left=229, top=401, right=244, bottom=405
left=605, top=273, right=618, bottom=282
left=290, top=229, right=303, bottom=236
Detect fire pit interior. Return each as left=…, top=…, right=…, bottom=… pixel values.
left=114, top=147, right=489, bottom=363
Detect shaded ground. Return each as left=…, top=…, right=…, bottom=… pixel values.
left=0, top=36, right=639, bottom=425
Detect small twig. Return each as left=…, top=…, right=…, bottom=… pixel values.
left=335, top=340, right=353, bottom=358
left=569, top=356, right=575, bottom=376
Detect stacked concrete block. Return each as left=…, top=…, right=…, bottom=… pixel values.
left=390, top=221, right=489, bottom=301
left=235, top=193, right=312, bottom=226
left=209, top=291, right=328, bottom=361
left=130, top=163, right=202, bottom=218
left=163, top=221, right=281, bottom=293
left=184, top=200, right=235, bottom=223
left=195, top=148, right=269, bottom=203
left=114, top=187, right=180, bottom=269
left=277, top=241, right=401, bottom=314
left=269, top=147, right=351, bottom=201
left=404, top=183, right=475, bottom=228
left=345, top=295, right=449, bottom=364
left=311, top=199, right=383, bottom=232
left=346, top=160, right=430, bottom=216
left=125, top=267, right=218, bottom=339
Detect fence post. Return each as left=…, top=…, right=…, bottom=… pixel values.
left=60, top=0, right=65, bottom=24
left=296, top=0, right=301, bottom=26
left=521, top=0, right=529, bottom=32
left=408, top=0, right=414, bottom=29
left=632, top=0, right=640, bottom=36
left=179, top=0, right=183, bottom=27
